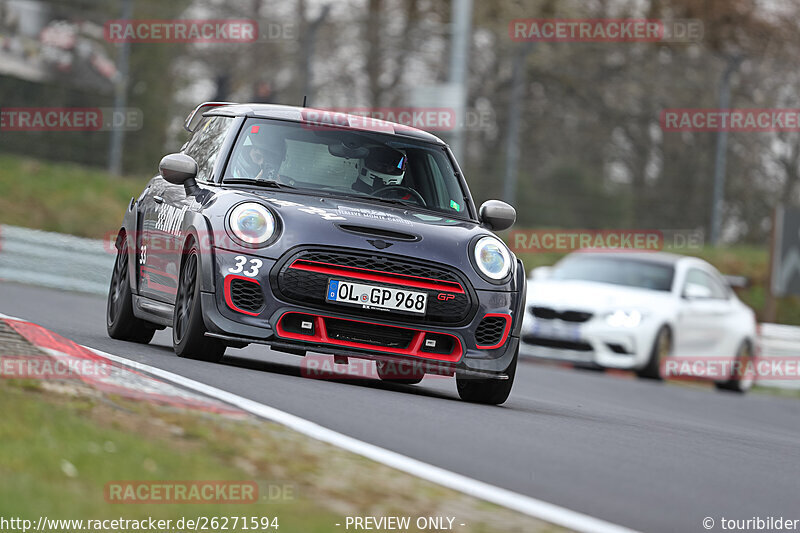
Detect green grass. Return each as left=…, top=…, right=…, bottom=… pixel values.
left=0, top=382, right=338, bottom=532
left=0, top=153, right=147, bottom=239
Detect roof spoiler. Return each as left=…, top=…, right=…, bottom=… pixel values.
left=184, top=101, right=236, bottom=132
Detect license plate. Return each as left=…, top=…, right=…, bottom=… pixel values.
left=326, top=280, right=427, bottom=315
left=533, top=321, right=582, bottom=341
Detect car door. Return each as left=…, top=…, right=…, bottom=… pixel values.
left=138, top=177, right=172, bottom=302
left=159, top=115, right=234, bottom=304
left=673, top=267, right=735, bottom=358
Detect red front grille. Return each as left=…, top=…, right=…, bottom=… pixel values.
left=275, top=249, right=473, bottom=325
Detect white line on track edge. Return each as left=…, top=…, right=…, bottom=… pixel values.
left=0, top=313, right=638, bottom=533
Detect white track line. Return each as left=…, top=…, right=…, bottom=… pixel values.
left=0, top=313, right=637, bottom=533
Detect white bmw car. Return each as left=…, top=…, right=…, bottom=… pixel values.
left=519, top=252, right=757, bottom=391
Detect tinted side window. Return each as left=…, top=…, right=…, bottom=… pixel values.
left=183, top=116, right=233, bottom=182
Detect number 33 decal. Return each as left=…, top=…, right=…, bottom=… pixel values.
left=228, top=255, right=263, bottom=277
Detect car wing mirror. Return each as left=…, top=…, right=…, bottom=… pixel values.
left=683, top=282, right=711, bottom=300
left=479, top=200, right=516, bottom=231
left=159, top=153, right=199, bottom=194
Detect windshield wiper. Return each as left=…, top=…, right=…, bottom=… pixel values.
left=223, top=178, right=296, bottom=189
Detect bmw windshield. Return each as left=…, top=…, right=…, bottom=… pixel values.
left=552, top=255, right=675, bottom=292
left=223, top=118, right=471, bottom=219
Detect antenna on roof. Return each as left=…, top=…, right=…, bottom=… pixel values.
left=302, top=95, right=308, bottom=107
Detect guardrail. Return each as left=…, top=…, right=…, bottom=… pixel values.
left=758, top=323, right=800, bottom=389
left=0, top=224, right=114, bottom=295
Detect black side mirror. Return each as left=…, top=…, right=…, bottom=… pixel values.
left=159, top=153, right=199, bottom=194
left=479, top=200, right=516, bottom=231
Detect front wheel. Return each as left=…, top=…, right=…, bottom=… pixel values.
left=456, top=347, right=518, bottom=405
left=173, top=246, right=225, bottom=363
left=636, top=326, right=671, bottom=380
left=715, top=341, right=754, bottom=393
left=106, top=240, right=156, bottom=344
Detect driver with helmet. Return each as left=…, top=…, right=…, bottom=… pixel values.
left=352, top=149, right=407, bottom=194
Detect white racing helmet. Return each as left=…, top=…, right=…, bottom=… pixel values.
left=358, top=146, right=407, bottom=189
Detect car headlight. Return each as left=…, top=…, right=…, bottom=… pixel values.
left=229, top=203, right=276, bottom=246
left=605, top=310, right=643, bottom=328
left=473, top=236, right=512, bottom=281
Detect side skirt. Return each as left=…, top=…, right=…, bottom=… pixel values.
left=133, top=295, right=173, bottom=328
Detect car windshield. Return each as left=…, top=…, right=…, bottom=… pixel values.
left=223, top=118, right=470, bottom=218
left=551, top=255, right=675, bottom=292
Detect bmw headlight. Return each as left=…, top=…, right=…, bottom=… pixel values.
left=473, top=236, right=512, bottom=281
left=228, top=203, right=276, bottom=246
left=605, top=310, right=643, bottom=328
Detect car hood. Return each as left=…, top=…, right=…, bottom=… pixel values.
left=526, top=278, right=675, bottom=313
left=245, top=188, right=480, bottom=240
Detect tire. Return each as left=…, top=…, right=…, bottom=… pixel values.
left=636, top=326, right=671, bottom=380
left=173, top=245, right=225, bottom=363
left=715, top=341, right=754, bottom=393
left=376, top=360, right=424, bottom=385
left=106, top=239, right=156, bottom=344
left=456, top=347, right=518, bottom=405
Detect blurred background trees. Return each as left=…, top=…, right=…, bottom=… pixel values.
left=2, top=0, right=800, bottom=245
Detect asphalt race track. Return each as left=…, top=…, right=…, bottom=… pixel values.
left=2, top=280, right=799, bottom=533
